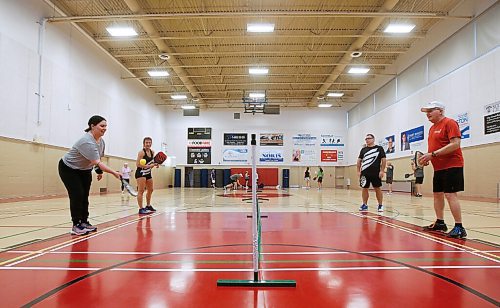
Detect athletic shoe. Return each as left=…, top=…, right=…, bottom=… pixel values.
left=377, top=205, right=384, bottom=212
left=71, top=224, right=89, bottom=236
left=423, top=221, right=448, bottom=232
left=80, top=221, right=97, bottom=232
left=145, top=205, right=157, bottom=212
left=138, top=208, right=152, bottom=215
left=447, top=226, right=467, bottom=239
left=359, top=204, right=368, bottom=211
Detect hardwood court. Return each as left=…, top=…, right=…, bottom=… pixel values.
left=0, top=188, right=499, bottom=307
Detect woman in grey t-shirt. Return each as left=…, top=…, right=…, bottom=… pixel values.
left=58, top=115, right=121, bottom=236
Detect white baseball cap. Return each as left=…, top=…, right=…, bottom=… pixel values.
left=421, top=101, right=446, bottom=112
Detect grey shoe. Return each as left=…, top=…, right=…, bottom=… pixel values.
left=80, top=221, right=97, bottom=232
left=71, top=224, right=89, bottom=236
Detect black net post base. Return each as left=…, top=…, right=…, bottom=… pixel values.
left=217, top=279, right=296, bottom=287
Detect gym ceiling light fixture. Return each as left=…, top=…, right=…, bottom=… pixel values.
left=147, top=70, right=169, bottom=77
left=181, top=105, right=196, bottom=110
left=247, top=23, right=275, bottom=33
left=384, top=23, right=416, bottom=33
left=327, top=92, right=344, bottom=97
left=105, top=26, right=138, bottom=37
left=249, top=67, right=269, bottom=75
left=171, top=94, right=188, bottom=100
left=348, top=67, right=370, bottom=74
left=318, top=103, right=333, bottom=108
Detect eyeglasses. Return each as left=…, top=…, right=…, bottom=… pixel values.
left=365, top=137, right=373, bottom=140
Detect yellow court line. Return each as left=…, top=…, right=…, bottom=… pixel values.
left=353, top=213, right=500, bottom=262
left=0, top=213, right=158, bottom=267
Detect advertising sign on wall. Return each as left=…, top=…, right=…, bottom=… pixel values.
left=188, top=127, right=212, bottom=140
left=222, top=148, right=249, bottom=162
left=259, top=149, right=284, bottom=162
left=260, top=133, right=284, bottom=146
left=187, top=147, right=211, bottom=164
left=224, top=133, right=248, bottom=146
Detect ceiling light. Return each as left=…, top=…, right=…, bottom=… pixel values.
left=384, top=23, right=416, bottom=33
left=318, top=103, right=333, bottom=108
left=158, top=53, right=170, bottom=60
left=247, top=23, right=275, bottom=33
left=181, top=105, right=196, bottom=110
left=249, top=93, right=266, bottom=99
left=327, top=92, right=344, bottom=97
left=249, top=67, right=269, bottom=75
left=147, top=70, right=169, bottom=77
left=348, top=67, right=370, bottom=74
left=106, top=26, right=138, bottom=37
left=350, top=51, right=363, bottom=58
left=171, top=94, right=188, bottom=100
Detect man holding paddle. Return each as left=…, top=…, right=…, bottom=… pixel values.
left=419, top=101, right=466, bottom=239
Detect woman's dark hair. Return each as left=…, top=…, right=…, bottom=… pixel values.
left=85, top=115, right=106, bottom=132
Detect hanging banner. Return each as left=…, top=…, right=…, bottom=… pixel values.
left=187, top=147, right=211, bottom=164
left=259, top=149, right=284, bottom=162
left=321, top=150, right=338, bottom=162
left=222, top=148, right=249, bottom=162
left=224, top=133, right=248, bottom=146
left=320, top=134, right=344, bottom=147
left=260, top=133, right=284, bottom=146
left=292, top=134, right=317, bottom=146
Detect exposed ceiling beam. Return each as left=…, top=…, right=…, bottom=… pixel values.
left=47, top=11, right=472, bottom=23
left=128, top=63, right=391, bottom=69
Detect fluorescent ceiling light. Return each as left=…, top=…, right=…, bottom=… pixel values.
left=327, top=92, right=344, bottom=97
left=147, top=70, right=169, bottom=77
left=249, top=67, right=269, bottom=75
left=181, top=105, right=196, bottom=110
left=106, top=27, right=138, bottom=37
left=247, top=23, right=275, bottom=33
left=348, top=67, right=370, bottom=74
left=384, top=24, right=415, bottom=33
left=171, top=94, right=188, bottom=100
left=249, top=93, right=266, bottom=99
left=318, top=103, right=333, bottom=108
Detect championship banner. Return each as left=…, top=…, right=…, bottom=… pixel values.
left=223, top=148, right=249, bottom=162
left=187, top=147, right=211, bottom=164
left=188, top=127, right=212, bottom=140
left=259, top=149, right=284, bottom=162
left=224, top=133, right=248, bottom=146
left=260, top=133, right=283, bottom=146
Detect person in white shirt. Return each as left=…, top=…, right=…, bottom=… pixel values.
left=121, top=163, right=132, bottom=196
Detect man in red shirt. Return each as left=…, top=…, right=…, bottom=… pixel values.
left=418, top=101, right=466, bottom=238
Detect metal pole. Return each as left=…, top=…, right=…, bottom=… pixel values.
left=251, top=134, right=258, bottom=281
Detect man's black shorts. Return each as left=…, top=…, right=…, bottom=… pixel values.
left=433, top=167, right=464, bottom=193
left=360, top=174, right=382, bottom=188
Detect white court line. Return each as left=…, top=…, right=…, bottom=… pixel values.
left=351, top=212, right=500, bottom=264
left=1, top=265, right=499, bottom=272
left=6, top=250, right=500, bottom=255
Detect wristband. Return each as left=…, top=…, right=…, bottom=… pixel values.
left=431, top=151, right=437, bottom=157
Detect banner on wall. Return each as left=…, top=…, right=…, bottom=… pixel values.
left=259, top=149, right=284, bottom=162
left=455, top=112, right=470, bottom=139
left=400, top=126, right=424, bottom=151
left=222, top=148, right=249, bottom=162
left=321, top=150, right=338, bottom=162
left=320, top=134, right=344, bottom=146
left=379, top=135, right=395, bottom=154
left=188, top=127, right=212, bottom=140
left=260, top=133, right=283, bottom=146
left=484, top=101, right=500, bottom=135
left=224, top=133, right=248, bottom=146
left=187, top=147, right=211, bottom=164
left=292, top=134, right=317, bottom=146
left=187, top=140, right=211, bottom=147
left=292, top=149, right=316, bottom=163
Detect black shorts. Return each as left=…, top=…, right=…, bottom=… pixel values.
left=385, top=177, right=393, bottom=184
left=433, top=167, right=464, bottom=193
left=415, top=177, right=424, bottom=184
left=317, top=177, right=323, bottom=183
left=360, top=174, right=382, bottom=188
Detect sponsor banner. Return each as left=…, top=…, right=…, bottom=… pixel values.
left=292, top=149, right=316, bottom=163
left=379, top=135, right=395, bottom=154
left=188, top=127, right=212, bottom=140
left=260, top=133, right=284, bottom=146
left=455, top=112, right=470, bottom=139
left=484, top=101, right=500, bottom=135
left=187, top=140, right=211, bottom=147
left=222, top=148, right=249, bottom=162
left=321, top=150, right=338, bottom=162
left=259, top=149, right=284, bottom=162
left=224, top=133, right=248, bottom=146
left=320, top=134, right=344, bottom=146
left=400, top=126, right=424, bottom=151
left=292, top=134, right=317, bottom=146
left=187, top=147, right=211, bottom=164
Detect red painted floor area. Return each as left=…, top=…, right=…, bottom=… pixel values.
left=1, top=212, right=499, bottom=307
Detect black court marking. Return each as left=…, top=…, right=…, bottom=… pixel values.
left=22, top=242, right=499, bottom=306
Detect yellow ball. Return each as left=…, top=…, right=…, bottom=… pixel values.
left=139, top=159, right=147, bottom=165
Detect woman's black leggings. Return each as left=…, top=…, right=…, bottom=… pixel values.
left=58, top=159, right=92, bottom=226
